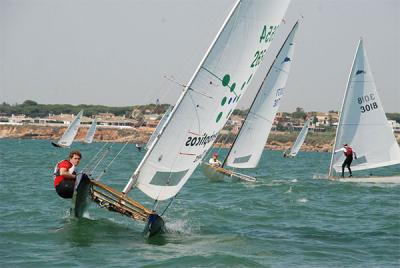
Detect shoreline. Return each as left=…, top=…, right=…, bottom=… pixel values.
left=1, top=124, right=399, bottom=153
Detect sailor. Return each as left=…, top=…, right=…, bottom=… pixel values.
left=209, top=152, right=222, bottom=167
left=334, top=144, right=357, bottom=177
left=283, top=149, right=290, bottom=158
left=53, top=150, right=82, bottom=199
left=136, top=143, right=142, bottom=152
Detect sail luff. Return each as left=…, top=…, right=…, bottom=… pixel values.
left=328, top=40, right=361, bottom=176
left=223, top=21, right=298, bottom=168
left=122, top=0, right=243, bottom=195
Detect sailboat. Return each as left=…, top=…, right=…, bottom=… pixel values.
left=203, top=21, right=299, bottom=181
left=284, top=118, right=310, bottom=158
left=83, top=118, right=97, bottom=144
left=51, top=110, right=83, bottom=148
left=328, top=39, right=400, bottom=182
left=84, top=0, right=292, bottom=236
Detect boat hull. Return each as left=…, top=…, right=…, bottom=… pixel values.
left=144, top=214, right=165, bottom=237
left=202, top=163, right=225, bottom=181
left=329, top=175, right=400, bottom=183
left=51, top=141, right=66, bottom=148
left=71, top=174, right=91, bottom=218
left=202, top=163, right=256, bottom=182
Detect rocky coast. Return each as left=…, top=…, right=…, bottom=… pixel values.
left=1, top=124, right=399, bottom=153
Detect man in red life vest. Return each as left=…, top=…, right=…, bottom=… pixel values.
left=334, top=144, right=357, bottom=177
left=53, top=150, right=82, bottom=198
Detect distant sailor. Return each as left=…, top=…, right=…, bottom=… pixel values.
left=136, top=143, right=142, bottom=152
left=209, top=152, right=222, bottom=167
left=334, top=144, right=357, bottom=177
left=283, top=149, right=290, bottom=158
left=53, top=150, right=82, bottom=199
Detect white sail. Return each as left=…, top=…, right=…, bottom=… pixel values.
left=55, top=110, right=83, bottom=147
left=145, top=106, right=172, bottom=150
left=225, top=21, right=299, bottom=168
left=329, top=39, right=400, bottom=174
left=289, top=118, right=310, bottom=157
left=83, top=118, right=97, bottom=144
left=123, top=0, right=291, bottom=200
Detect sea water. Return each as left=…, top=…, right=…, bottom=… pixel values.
left=0, top=139, right=399, bottom=267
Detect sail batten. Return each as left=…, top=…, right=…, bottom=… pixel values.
left=225, top=21, right=299, bottom=168
left=329, top=39, right=400, bottom=175
left=123, top=0, right=292, bottom=200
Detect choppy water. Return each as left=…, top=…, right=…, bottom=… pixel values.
left=0, top=139, right=399, bottom=267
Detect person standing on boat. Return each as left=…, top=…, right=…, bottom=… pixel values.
left=209, top=152, right=222, bottom=167
left=53, top=150, right=82, bottom=199
left=335, top=144, right=357, bottom=177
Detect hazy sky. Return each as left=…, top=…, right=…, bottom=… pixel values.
left=1, top=0, right=399, bottom=112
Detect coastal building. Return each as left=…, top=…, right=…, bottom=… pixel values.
left=388, top=120, right=400, bottom=133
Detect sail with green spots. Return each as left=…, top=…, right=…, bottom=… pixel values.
left=123, top=0, right=291, bottom=201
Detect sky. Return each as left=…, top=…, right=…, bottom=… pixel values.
left=1, top=0, right=399, bottom=112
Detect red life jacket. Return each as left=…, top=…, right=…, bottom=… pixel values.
left=344, top=146, right=353, bottom=157
left=53, top=160, right=74, bottom=187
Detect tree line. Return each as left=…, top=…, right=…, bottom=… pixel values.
left=1, top=101, right=399, bottom=123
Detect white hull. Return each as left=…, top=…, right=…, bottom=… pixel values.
left=202, top=163, right=256, bottom=182
left=329, top=175, right=400, bottom=184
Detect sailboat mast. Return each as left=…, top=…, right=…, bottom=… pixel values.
left=328, top=39, right=362, bottom=177
left=221, top=21, right=299, bottom=168
left=123, top=0, right=242, bottom=194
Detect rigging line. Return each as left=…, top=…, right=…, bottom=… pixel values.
left=95, top=141, right=130, bottom=181
left=82, top=142, right=109, bottom=172
left=160, top=195, right=177, bottom=216
left=82, top=142, right=108, bottom=170
left=152, top=199, right=160, bottom=213
left=86, top=143, right=113, bottom=174
left=201, top=67, right=238, bottom=97
left=164, top=75, right=213, bottom=99
left=90, top=145, right=114, bottom=177
left=216, top=129, right=231, bottom=156
left=187, top=90, right=202, bottom=133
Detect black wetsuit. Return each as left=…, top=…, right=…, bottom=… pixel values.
left=342, top=155, right=353, bottom=177
left=55, top=179, right=75, bottom=199
left=55, top=173, right=90, bottom=199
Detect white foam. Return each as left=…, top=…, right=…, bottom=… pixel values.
left=164, top=218, right=196, bottom=235
left=297, top=198, right=308, bottom=203
left=285, top=186, right=292, bottom=194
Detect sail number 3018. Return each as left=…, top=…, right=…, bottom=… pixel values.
left=358, top=93, right=378, bottom=113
